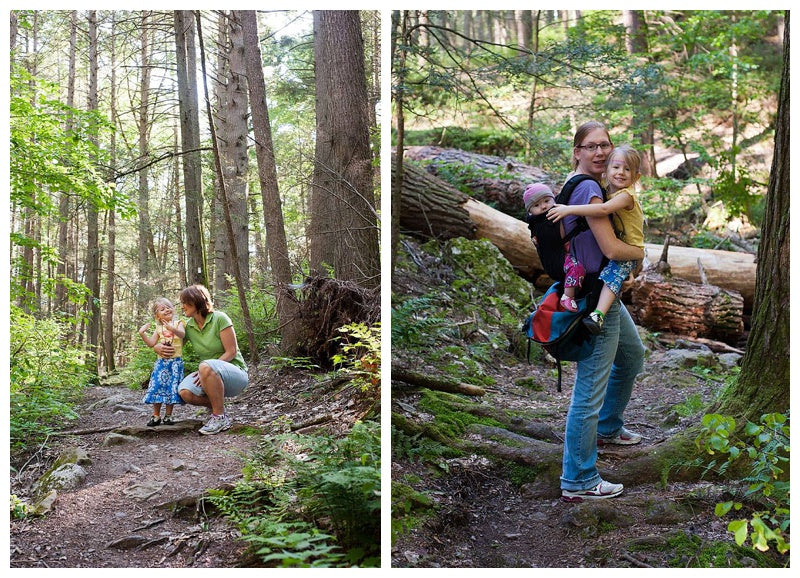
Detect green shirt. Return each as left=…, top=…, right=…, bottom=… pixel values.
left=184, top=311, right=247, bottom=372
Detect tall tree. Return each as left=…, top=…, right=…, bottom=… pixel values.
left=136, top=11, right=156, bottom=312
left=214, top=11, right=250, bottom=293
left=309, top=10, right=380, bottom=289
left=623, top=9, right=656, bottom=176
left=195, top=10, right=259, bottom=363
left=238, top=9, right=304, bottom=353
left=714, top=11, right=789, bottom=421
left=103, top=12, right=119, bottom=373
left=85, top=10, right=101, bottom=369
left=175, top=10, right=208, bottom=287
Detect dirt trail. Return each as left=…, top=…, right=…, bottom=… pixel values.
left=10, top=366, right=368, bottom=568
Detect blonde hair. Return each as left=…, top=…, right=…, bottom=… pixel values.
left=604, top=144, right=642, bottom=189
left=151, top=297, right=174, bottom=318
left=571, top=121, right=611, bottom=170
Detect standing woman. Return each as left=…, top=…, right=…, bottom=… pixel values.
left=558, top=121, right=646, bottom=502
left=155, top=284, right=249, bottom=435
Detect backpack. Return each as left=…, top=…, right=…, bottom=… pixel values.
left=522, top=281, right=599, bottom=392
left=525, top=173, right=603, bottom=283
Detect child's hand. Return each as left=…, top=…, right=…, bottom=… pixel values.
left=546, top=204, right=569, bottom=223
left=138, top=323, right=151, bottom=335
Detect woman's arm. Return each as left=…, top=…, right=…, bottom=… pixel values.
left=218, top=325, right=238, bottom=363
left=586, top=199, right=644, bottom=261
left=547, top=192, right=632, bottom=223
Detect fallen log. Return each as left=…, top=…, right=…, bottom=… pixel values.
left=404, top=145, right=553, bottom=215
left=396, top=158, right=757, bottom=310
left=628, top=269, right=744, bottom=344
left=392, top=366, right=485, bottom=397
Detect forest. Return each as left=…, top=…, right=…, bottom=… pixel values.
left=10, top=10, right=380, bottom=568
left=390, top=10, right=788, bottom=568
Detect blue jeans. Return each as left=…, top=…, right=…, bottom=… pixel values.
left=560, top=299, right=644, bottom=491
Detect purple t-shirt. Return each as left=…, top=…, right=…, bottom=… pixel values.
left=563, top=179, right=608, bottom=273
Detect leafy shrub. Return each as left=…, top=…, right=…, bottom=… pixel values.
left=331, top=323, right=380, bottom=394
left=214, top=280, right=280, bottom=358
left=207, top=420, right=381, bottom=567
left=9, top=306, right=90, bottom=456
left=694, top=412, right=790, bottom=555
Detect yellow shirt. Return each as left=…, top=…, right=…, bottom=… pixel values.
left=609, top=187, right=645, bottom=249
left=157, top=321, right=183, bottom=358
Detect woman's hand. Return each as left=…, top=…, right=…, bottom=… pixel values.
left=155, top=342, right=175, bottom=359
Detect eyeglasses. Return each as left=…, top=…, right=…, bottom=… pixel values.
left=576, top=142, right=613, bottom=152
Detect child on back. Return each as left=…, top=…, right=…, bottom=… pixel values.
left=524, top=182, right=586, bottom=313
left=546, top=144, right=645, bottom=334
left=138, top=297, right=185, bottom=426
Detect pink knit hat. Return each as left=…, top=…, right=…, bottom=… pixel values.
left=523, top=183, right=554, bottom=211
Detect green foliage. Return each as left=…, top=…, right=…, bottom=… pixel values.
left=9, top=306, right=91, bottom=455
left=10, top=61, right=135, bottom=311
left=401, top=126, right=526, bottom=158
left=694, top=412, right=790, bottom=556
left=207, top=421, right=381, bottom=567
left=672, top=393, right=706, bottom=417
left=214, top=280, right=280, bottom=357
left=391, top=480, right=435, bottom=544
left=268, top=356, right=321, bottom=372
left=331, top=323, right=381, bottom=393
left=657, top=531, right=777, bottom=568
left=391, top=425, right=456, bottom=464
left=418, top=390, right=503, bottom=441
left=10, top=495, right=31, bottom=520
left=391, top=296, right=450, bottom=350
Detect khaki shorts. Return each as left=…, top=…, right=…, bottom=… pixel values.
left=177, top=359, right=248, bottom=398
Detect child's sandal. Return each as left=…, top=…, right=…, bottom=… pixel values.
left=560, top=294, right=578, bottom=312
left=147, top=416, right=161, bottom=427
left=162, top=415, right=174, bottom=425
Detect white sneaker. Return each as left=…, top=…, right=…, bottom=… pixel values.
left=561, top=480, right=624, bottom=502
left=199, top=414, right=232, bottom=435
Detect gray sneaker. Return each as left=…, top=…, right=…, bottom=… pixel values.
left=597, top=427, right=642, bottom=446
left=199, top=414, right=232, bottom=435
left=562, top=480, right=624, bottom=502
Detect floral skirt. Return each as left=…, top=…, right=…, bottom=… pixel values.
left=143, top=357, right=185, bottom=405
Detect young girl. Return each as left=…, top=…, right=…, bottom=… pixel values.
left=138, top=297, right=185, bottom=426
left=547, top=144, right=645, bottom=334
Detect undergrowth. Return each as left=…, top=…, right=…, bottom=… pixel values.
left=207, top=420, right=380, bottom=568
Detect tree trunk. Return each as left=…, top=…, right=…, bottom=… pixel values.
left=623, top=10, right=657, bottom=177
left=310, top=11, right=380, bottom=290
left=215, top=11, right=250, bottom=291
left=238, top=9, right=304, bottom=354
left=391, top=11, right=408, bottom=277
left=395, top=158, right=758, bottom=310
left=195, top=11, right=259, bottom=364
left=136, top=12, right=155, bottom=313
left=85, top=10, right=101, bottom=374
left=714, top=11, right=789, bottom=421
left=175, top=10, right=207, bottom=287
left=103, top=13, right=118, bottom=374
left=56, top=11, right=77, bottom=316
